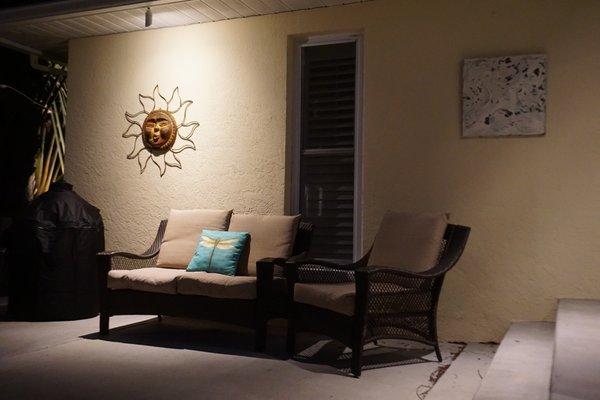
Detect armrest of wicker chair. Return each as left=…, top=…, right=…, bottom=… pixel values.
left=97, top=220, right=167, bottom=274
left=256, top=256, right=288, bottom=278
left=256, top=257, right=287, bottom=297
left=98, top=250, right=157, bottom=258
left=285, top=253, right=370, bottom=285
left=97, top=250, right=160, bottom=272
left=255, top=257, right=290, bottom=329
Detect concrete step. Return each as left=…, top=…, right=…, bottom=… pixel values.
left=473, top=322, right=554, bottom=400
left=425, top=343, right=497, bottom=400
left=550, top=299, right=600, bottom=400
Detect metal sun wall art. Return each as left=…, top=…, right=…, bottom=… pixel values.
left=123, top=85, right=199, bottom=176
left=462, top=54, right=547, bottom=137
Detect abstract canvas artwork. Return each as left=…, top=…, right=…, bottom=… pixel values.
left=462, top=54, right=547, bottom=137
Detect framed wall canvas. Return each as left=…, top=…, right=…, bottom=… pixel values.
left=462, top=54, right=547, bottom=137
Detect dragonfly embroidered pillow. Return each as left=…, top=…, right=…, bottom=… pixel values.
left=187, top=230, right=250, bottom=276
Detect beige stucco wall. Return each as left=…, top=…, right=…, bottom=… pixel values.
left=66, top=0, right=600, bottom=341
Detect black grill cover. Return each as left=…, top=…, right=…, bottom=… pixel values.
left=9, top=180, right=104, bottom=320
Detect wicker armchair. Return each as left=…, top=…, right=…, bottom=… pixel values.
left=98, top=220, right=313, bottom=351
left=285, top=222, right=470, bottom=377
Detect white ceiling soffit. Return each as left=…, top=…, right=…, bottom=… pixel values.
left=0, top=0, right=371, bottom=62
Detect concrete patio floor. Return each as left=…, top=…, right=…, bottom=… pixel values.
left=0, top=314, right=496, bottom=399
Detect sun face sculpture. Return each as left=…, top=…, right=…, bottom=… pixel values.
left=142, top=109, right=178, bottom=151
left=123, top=85, right=198, bottom=176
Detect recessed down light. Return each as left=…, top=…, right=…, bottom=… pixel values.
left=145, top=7, right=152, bottom=28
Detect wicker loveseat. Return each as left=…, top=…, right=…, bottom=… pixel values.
left=97, top=209, right=312, bottom=351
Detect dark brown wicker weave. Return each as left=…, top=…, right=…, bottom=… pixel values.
left=284, top=223, right=470, bottom=377
left=97, top=220, right=313, bottom=351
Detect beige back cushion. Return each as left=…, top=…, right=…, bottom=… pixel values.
left=369, top=211, right=449, bottom=272
left=156, top=209, right=233, bottom=269
left=229, top=214, right=301, bottom=276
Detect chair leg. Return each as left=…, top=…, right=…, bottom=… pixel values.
left=286, top=316, right=296, bottom=357
left=351, top=320, right=365, bottom=378
left=434, top=344, right=442, bottom=362
left=99, top=312, right=109, bottom=335
left=351, top=341, right=363, bottom=378
left=254, top=320, right=267, bottom=352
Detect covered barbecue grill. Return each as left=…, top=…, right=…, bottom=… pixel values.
left=8, top=180, right=104, bottom=320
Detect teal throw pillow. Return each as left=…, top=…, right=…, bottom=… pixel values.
left=187, top=230, right=250, bottom=276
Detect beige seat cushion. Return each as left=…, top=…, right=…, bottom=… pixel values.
left=369, top=210, right=449, bottom=272
left=157, top=209, right=233, bottom=269
left=177, top=272, right=257, bottom=299
left=295, top=283, right=356, bottom=316
left=229, top=214, right=300, bottom=276
left=107, top=269, right=129, bottom=290
left=107, top=267, right=187, bottom=294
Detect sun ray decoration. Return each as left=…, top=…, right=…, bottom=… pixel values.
left=123, top=85, right=199, bottom=177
